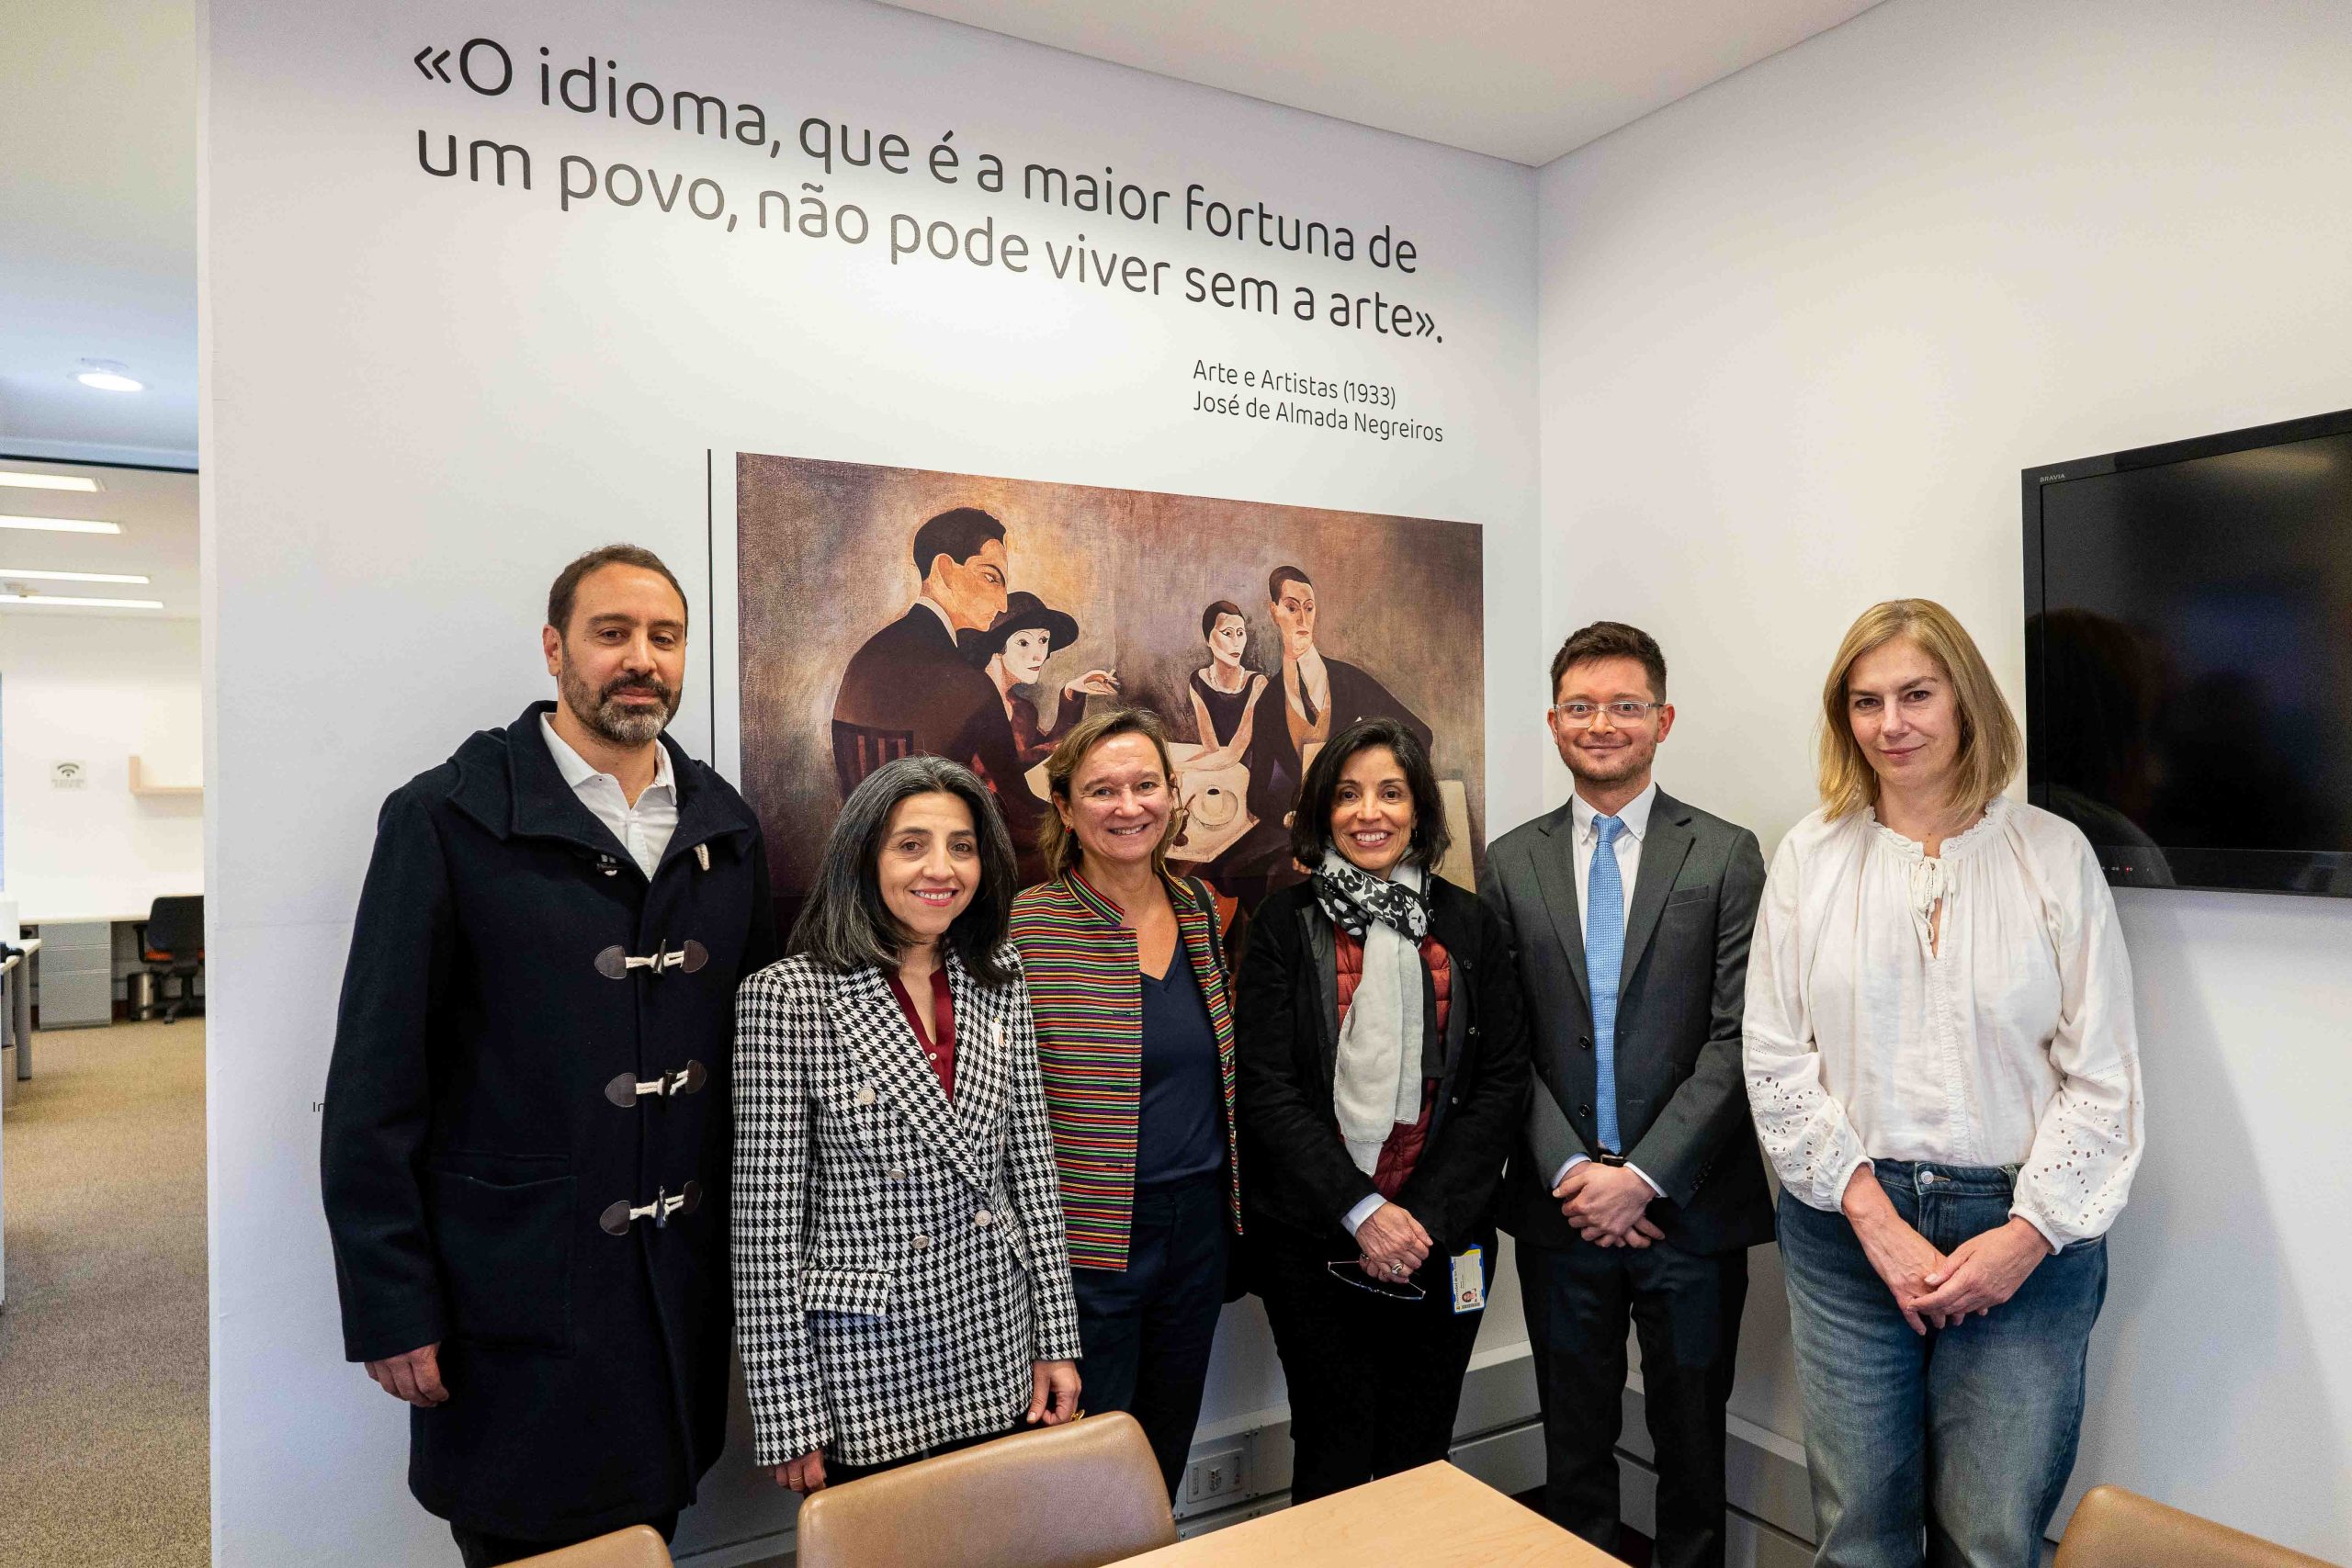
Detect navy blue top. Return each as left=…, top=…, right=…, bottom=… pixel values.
left=1136, top=942, right=1226, bottom=1187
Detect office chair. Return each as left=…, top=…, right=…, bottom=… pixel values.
left=794, top=1412, right=1178, bottom=1568
left=505, top=1526, right=673, bottom=1567
left=139, top=895, right=205, bottom=1023
left=2055, top=1485, right=2336, bottom=1568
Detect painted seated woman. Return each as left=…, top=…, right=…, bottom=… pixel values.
left=1184, top=599, right=1269, bottom=772
left=1183, top=596, right=1290, bottom=908
left=963, top=590, right=1120, bottom=769
left=731, top=754, right=1082, bottom=1496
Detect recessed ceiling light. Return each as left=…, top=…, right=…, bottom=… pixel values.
left=0, top=515, right=121, bottom=535
left=0, top=471, right=100, bottom=493
left=0, top=593, right=163, bottom=610
left=74, top=359, right=144, bottom=393
left=0, top=568, right=151, bottom=585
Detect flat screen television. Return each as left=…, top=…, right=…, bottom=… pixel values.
left=2024, top=406, right=2352, bottom=897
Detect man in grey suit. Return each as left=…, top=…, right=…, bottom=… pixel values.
left=1478, top=621, right=1772, bottom=1568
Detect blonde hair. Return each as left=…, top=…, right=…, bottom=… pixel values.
left=1816, top=599, right=2021, bottom=820
left=1037, top=707, right=1185, bottom=880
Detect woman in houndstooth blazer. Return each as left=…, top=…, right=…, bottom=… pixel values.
left=733, top=756, right=1083, bottom=1495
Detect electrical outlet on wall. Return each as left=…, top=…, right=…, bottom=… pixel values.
left=1182, top=1443, right=1248, bottom=1505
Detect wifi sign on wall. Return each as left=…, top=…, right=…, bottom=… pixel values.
left=51, top=760, right=86, bottom=788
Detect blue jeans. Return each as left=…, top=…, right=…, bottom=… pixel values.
left=1778, top=1163, right=2108, bottom=1568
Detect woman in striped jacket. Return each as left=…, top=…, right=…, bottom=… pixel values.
left=1009, top=707, right=1242, bottom=1498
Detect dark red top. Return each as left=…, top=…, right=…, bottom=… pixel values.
left=1333, top=930, right=1452, bottom=1200
left=885, top=967, right=957, bottom=1102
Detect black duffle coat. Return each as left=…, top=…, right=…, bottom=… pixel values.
left=322, top=703, right=778, bottom=1540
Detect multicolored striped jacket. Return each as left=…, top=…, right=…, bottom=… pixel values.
left=1009, top=871, right=1242, bottom=1270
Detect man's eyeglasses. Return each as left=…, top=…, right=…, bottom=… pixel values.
left=1325, top=1259, right=1425, bottom=1302
left=1552, top=700, right=1666, bottom=727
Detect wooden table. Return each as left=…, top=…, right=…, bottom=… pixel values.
left=1114, top=1462, right=1623, bottom=1567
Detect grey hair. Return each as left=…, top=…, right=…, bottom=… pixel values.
left=788, top=755, right=1018, bottom=983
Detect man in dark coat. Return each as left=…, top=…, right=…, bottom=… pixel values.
left=322, top=545, right=778, bottom=1566
left=829, top=505, right=1013, bottom=794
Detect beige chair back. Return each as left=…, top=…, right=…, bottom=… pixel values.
left=795, top=1412, right=1178, bottom=1568
left=505, top=1524, right=673, bottom=1568
left=2057, top=1485, right=2338, bottom=1568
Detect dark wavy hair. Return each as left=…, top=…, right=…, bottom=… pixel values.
left=547, top=544, right=687, bottom=636
left=1550, top=620, right=1665, bottom=704
left=789, top=755, right=1017, bottom=983
left=1200, top=599, right=1247, bottom=639
left=1290, top=717, right=1452, bottom=872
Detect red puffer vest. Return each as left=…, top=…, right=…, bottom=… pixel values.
left=1333, top=930, right=1451, bottom=1198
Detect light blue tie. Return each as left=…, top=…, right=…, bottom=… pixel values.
left=1586, top=815, right=1625, bottom=1154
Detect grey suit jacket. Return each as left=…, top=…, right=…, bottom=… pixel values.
left=1477, top=787, right=1774, bottom=1255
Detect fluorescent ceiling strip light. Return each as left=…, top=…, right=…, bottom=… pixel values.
left=0, top=593, right=164, bottom=609
left=0, top=514, right=122, bottom=535
left=0, top=472, right=100, bottom=492
left=0, top=568, right=152, bottom=584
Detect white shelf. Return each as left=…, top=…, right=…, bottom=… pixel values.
left=128, top=755, right=202, bottom=796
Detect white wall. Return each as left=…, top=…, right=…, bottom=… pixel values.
left=1537, top=0, right=2352, bottom=1556
left=202, top=0, right=1540, bottom=1562
left=0, top=613, right=202, bottom=919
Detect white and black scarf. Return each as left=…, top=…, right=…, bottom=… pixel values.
left=1314, top=850, right=1430, bottom=1176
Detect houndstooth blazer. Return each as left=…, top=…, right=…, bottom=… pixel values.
left=732, top=945, right=1083, bottom=1469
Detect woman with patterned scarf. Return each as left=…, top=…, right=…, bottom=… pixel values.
left=1234, top=716, right=1530, bottom=1503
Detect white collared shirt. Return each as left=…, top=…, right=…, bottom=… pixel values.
left=1743, top=796, right=2143, bottom=1250
left=1284, top=647, right=1331, bottom=722
left=1555, top=779, right=1663, bottom=1195
left=540, top=714, right=679, bottom=880
left=1569, top=779, right=1657, bottom=927
left=914, top=594, right=957, bottom=641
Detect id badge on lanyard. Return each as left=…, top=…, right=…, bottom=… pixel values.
left=1451, top=1247, right=1487, bottom=1314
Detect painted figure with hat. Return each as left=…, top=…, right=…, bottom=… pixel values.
left=963, top=590, right=1121, bottom=767
left=961, top=590, right=1118, bottom=877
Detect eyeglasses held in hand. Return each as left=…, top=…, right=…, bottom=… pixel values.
left=1325, top=1258, right=1426, bottom=1303
left=1551, top=700, right=1666, bottom=727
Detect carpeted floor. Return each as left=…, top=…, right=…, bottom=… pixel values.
left=0, top=1019, right=209, bottom=1568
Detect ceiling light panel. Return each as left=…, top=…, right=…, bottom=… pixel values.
left=0, top=514, right=123, bottom=534
left=0, top=472, right=101, bottom=492
left=0, top=568, right=152, bottom=584
left=74, top=359, right=144, bottom=393
left=0, top=593, right=164, bottom=609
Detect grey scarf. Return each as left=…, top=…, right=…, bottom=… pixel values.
left=1315, top=851, right=1428, bottom=1175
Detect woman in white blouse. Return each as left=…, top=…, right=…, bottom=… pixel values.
left=1745, top=599, right=2143, bottom=1568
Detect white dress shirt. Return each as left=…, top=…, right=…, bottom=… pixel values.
left=540, top=714, right=679, bottom=880
left=913, top=594, right=957, bottom=641
left=1554, top=782, right=1663, bottom=1195
left=1284, top=647, right=1332, bottom=724
left=1743, top=795, right=2143, bottom=1250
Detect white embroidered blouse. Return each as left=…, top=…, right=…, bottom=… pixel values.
left=1743, top=795, right=2143, bottom=1250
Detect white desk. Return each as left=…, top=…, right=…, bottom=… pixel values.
left=0, top=938, right=39, bottom=1309
left=3, top=937, right=43, bottom=1083
left=21, top=919, right=117, bottom=1033
left=20, top=912, right=184, bottom=1044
